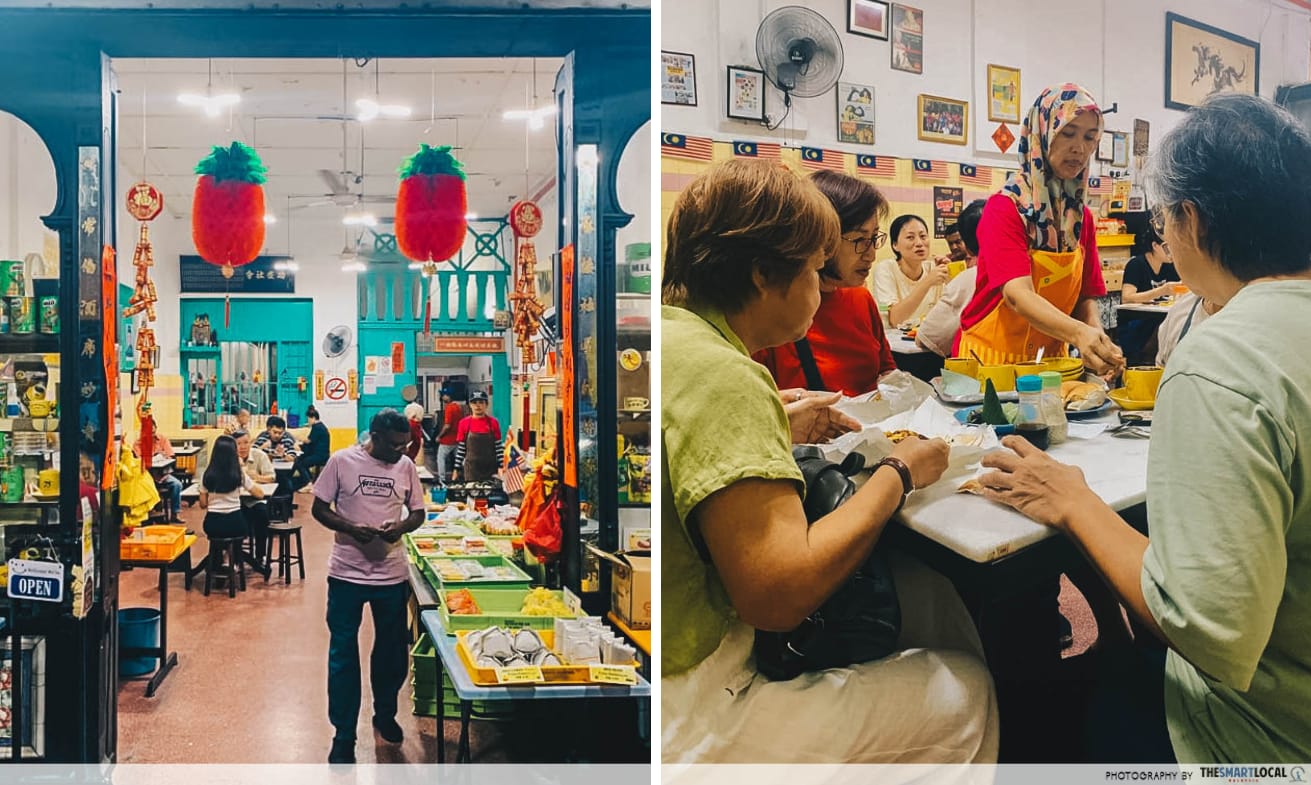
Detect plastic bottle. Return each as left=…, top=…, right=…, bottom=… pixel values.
left=1014, top=375, right=1050, bottom=450
left=1038, top=371, right=1068, bottom=445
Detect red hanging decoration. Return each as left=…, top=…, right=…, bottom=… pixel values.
left=508, top=200, right=546, bottom=368
left=191, top=142, right=268, bottom=326
left=394, top=144, right=468, bottom=333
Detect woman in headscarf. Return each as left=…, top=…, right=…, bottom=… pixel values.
left=956, top=84, right=1125, bottom=376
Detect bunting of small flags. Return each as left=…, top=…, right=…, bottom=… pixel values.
left=732, top=140, right=782, bottom=159
left=959, top=164, right=992, bottom=188
left=855, top=154, right=897, bottom=179
left=800, top=146, right=845, bottom=172
left=661, top=132, right=714, bottom=161
left=912, top=159, right=949, bottom=180
left=1088, top=176, right=1112, bottom=196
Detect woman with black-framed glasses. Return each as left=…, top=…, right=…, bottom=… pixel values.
left=754, top=171, right=900, bottom=396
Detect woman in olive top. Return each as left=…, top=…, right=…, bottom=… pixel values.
left=662, top=159, right=996, bottom=763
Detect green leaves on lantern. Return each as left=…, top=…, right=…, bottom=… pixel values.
left=398, top=144, right=467, bottom=181
left=194, top=141, right=269, bottom=184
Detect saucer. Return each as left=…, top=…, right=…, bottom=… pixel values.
left=1108, top=389, right=1155, bottom=411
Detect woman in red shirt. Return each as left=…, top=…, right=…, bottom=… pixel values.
left=754, top=171, right=897, bottom=396
left=956, top=83, right=1124, bottom=377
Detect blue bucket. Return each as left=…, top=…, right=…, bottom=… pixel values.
left=430, top=486, right=447, bottom=504
left=118, top=607, right=160, bottom=677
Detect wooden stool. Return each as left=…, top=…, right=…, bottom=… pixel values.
left=267, top=523, right=305, bottom=585
left=203, top=537, right=247, bottom=598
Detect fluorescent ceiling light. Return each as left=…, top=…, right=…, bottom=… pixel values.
left=263, top=213, right=277, bottom=224
left=342, top=213, right=377, bottom=227
left=341, top=261, right=367, bottom=273
left=503, top=105, right=557, bottom=130
left=178, top=91, right=241, bottom=117
left=273, top=260, right=299, bottom=272
left=355, top=98, right=411, bottom=122
left=465, top=212, right=478, bottom=221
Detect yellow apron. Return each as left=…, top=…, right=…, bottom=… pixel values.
left=959, top=248, right=1084, bottom=365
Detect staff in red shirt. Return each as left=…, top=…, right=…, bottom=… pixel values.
left=956, top=83, right=1124, bottom=377
left=453, top=391, right=502, bottom=482
left=434, top=389, right=464, bottom=484
left=754, top=171, right=897, bottom=396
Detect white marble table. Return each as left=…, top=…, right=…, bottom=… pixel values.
left=1117, top=301, right=1172, bottom=315
left=271, top=459, right=295, bottom=472
left=894, top=409, right=1148, bottom=564
left=417, top=465, right=435, bottom=483
left=171, top=444, right=203, bottom=457
left=886, top=327, right=931, bottom=355
left=151, top=456, right=176, bottom=471
left=181, top=481, right=278, bottom=500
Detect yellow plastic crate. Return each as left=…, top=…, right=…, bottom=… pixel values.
left=455, top=630, right=637, bottom=686
left=120, top=525, right=188, bottom=562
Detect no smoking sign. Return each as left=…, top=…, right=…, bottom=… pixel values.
left=324, top=377, right=348, bottom=401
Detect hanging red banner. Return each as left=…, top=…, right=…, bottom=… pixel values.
left=391, top=342, right=406, bottom=374
left=560, top=245, right=577, bottom=488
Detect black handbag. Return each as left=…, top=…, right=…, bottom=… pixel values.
left=752, top=446, right=903, bottom=681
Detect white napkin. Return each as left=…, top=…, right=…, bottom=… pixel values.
left=1066, top=423, right=1108, bottom=439
left=940, top=368, right=981, bottom=398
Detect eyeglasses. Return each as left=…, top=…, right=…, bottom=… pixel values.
left=1150, top=206, right=1167, bottom=236
left=845, top=232, right=888, bottom=254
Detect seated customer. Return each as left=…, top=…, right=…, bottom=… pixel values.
left=872, top=214, right=950, bottom=329
left=1118, top=222, right=1181, bottom=363
left=978, top=94, right=1311, bottom=762
left=200, top=435, right=265, bottom=542
left=292, top=406, right=331, bottom=493
left=662, top=159, right=996, bottom=763
left=753, top=171, right=898, bottom=396
left=1155, top=291, right=1220, bottom=368
left=234, top=430, right=275, bottom=571
left=254, top=415, right=299, bottom=460
left=137, top=429, right=182, bottom=523
left=917, top=200, right=987, bottom=357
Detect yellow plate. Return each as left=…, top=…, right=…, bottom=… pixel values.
left=1108, top=388, right=1155, bottom=411
left=1047, top=357, right=1084, bottom=375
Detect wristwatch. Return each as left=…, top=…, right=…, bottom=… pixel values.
left=874, top=456, right=914, bottom=512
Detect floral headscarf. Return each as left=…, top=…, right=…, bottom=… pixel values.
left=1002, top=84, right=1102, bottom=253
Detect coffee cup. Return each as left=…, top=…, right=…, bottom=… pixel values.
left=977, top=364, right=1017, bottom=393
left=1013, top=361, right=1046, bottom=378
left=1122, top=366, right=1164, bottom=402
left=623, top=397, right=649, bottom=411
left=943, top=357, right=978, bottom=379
left=947, top=261, right=967, bottom=279
left=37, top=469, right=58, bottom=496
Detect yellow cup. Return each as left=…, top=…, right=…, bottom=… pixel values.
left=1122, top=366, right=1164, bottom=402
left=947, top=261, right=968, bottom=279
left=977, top=364, right=1017, bottom=393
left=27, top=399, right=50, bottom=418
left=1013, top=361, right=1046, bottom=378
left=37, top=469, right=58, bottom=496
left=943, top=357, right=979, bottom=378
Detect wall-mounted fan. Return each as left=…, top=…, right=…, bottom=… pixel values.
left=323, top=325, right=354, bottom=358
left=756, top=6, right=845, bottom=128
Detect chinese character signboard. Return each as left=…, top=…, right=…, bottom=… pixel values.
left=180, top=255, right=296, bottom=294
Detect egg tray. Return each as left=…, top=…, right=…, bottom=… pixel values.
left=438, top=587, right=578, bottom=632
left=455, top=630, right=637, bottom=686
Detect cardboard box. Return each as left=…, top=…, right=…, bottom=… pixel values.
left=587, top=544, right=651, bottom=630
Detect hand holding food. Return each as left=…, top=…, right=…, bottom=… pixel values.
left=1073, top=325, right=1125, bottom=378
left=785, top=391, right=862, bottom=445
left=889, top=434, right=950, bottom=490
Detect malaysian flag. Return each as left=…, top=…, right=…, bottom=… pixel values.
left=855, top=154, right=897, bottom=179
left=500, top=438, right=526, bottom=494
left=1087, top=176, right=1112, bottom=196
left=733, top=140, right=782, bottom=159
left=912, top=159, right=949, bottom=179
left=800, top=146, right=845, bottom=172
left=661, top=132, right=714, bottom=161
left=959, top=164, right=992, bottom=188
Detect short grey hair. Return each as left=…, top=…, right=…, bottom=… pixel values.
left=1146, top=93, right=1311, bottom=280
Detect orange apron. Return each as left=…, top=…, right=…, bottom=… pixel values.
left=959, top=248, right=1084, bottom=365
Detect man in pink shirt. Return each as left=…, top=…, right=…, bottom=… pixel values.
left=312, top=409, right=424, bottom=764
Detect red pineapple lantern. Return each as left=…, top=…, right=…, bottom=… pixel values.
left=395, top=144, right=468, bottom=332
left=192, top=142, right=267, bottom=326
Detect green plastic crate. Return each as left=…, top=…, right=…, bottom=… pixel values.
left=410, top=675, right=513, bottom=720
left=422, top=554, right=533, bottom=589
left=411, top=634, right=438, bottom=689
left=437, top=587, right=577, bottom=632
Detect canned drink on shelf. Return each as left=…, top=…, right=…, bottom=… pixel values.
left=0, top=433, right=12, bottom=466
left=38, top=297, right=57, bottom=334
left=0, top=299, right=9, bottom=334
left=0, top=262, right=23, bottom=297
left=8, top=297, right=33, bottom=335
left=1, top=464, right=24, bottom=502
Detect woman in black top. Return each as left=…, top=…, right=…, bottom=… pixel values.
left=291, top=406, right=331, bottom=493
left=1120, top=223, right=1180, bottom=304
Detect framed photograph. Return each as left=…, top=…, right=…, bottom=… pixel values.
left=726, top=66, right=766, bottom=122
left=837, top=82, right=876, bottom=145
left=1164, top=12, right=1259, bottom=111
left=891, top=4, right=924, bottom=74
left=848, top=0, right=890, bottom=40
left=1111, top=131, right=1130, bottom=168
left=661, top=51, right=698, bottom=106
left=1096, top=131, right=1115, bottom=163
left=987, top=64, right=1021, bottom=123
left=0, top=636, right=46, bottom=759
left=917, top=94, right=968, bottom=145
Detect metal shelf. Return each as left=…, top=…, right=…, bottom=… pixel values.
left=0, top=335, right=59, bottom=355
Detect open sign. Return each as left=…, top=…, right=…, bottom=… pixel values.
left=7, top=558, right=64, bottom=603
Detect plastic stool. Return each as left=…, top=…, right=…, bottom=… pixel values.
left=267, top=523, right=305, bottom=585
left=203, top=537, right=247, bottom=598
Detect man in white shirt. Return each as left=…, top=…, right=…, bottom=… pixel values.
left=917, top=200, right=987, bottom=357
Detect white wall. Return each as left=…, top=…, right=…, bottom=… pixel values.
left=664, top=0, right=1311, bottom=171
left=0, top=113, right=58, bottom=263
left=615, top=119, right=652, bottom=260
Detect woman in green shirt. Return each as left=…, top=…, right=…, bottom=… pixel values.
left=978, top=94, right=1311, bottom=763
left=661, top=159, right=997, bottom=763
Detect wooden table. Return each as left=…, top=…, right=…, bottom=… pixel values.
left=120, top=534, right=197, bottom=697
